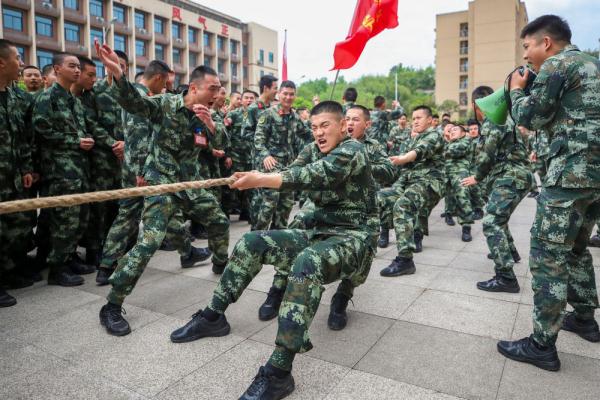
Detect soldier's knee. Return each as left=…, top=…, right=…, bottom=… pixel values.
left=290, top=250, right=319, bottom=281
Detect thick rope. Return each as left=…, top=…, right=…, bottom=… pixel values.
left=0, top=177, right=236, bottom=215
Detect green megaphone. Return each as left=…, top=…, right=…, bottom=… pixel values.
left=474, top=88, right=508, bottom=125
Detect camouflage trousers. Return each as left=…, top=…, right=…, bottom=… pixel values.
left=483, top=177, right=530, bottom=280
left=0, top=191, right=31, bottom=283
left=254, top=188, right=294, bottom=231
left=39, top=178, right=89, bottom=273
left=207, top=228, right=374, bottom=357
left=470, top=177, right=488, bottom=210
left=231, top=159, right=253, bottom=215
left=447, top=171, right=474, bottom=226
left=99, top=195, right=188, bottom=270
left=530, top=187, right=600, bottom=346
left=107, top=191, right=230, bottom=305
left=84, top=166, right=121, bottom=252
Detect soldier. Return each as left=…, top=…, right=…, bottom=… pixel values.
left=368, top=96, right=403, bottom=146
left=95, top=43, right=229, bottom=336
left=96, top=60, right=208, bottom=285
left=432, top=114, right=440, bottom=132
left=467, top=119, right=486, bottom=220
left=33, top=52, right=95, bottom=286
left=497, top=15, right=600, bottom=370
left=0, top=39, right=34, bottom=307
left=41, top=64, right=57, bottom=89
left=444, top=124, right=474, bottom=242
left=387, top=113, right=410, bottom=155
left=253, top=80, right=310, bottom=231
left=441, top=121, right=457, bottom=226
left=379, top=105, right=445, bottom=277
left=341, top=87, right=358, bottom=113
left=242, top=75, right=278, bottom=227
left=21, top=65, right=43, bottom=94
left=170, top=101, right=378, bottom=400
left=229, top=90, right=242, bottom=111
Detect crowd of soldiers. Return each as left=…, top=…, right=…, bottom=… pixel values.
left=1, top=12, right=599, bottom=400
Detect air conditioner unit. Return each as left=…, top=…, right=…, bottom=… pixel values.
left=96, top=16, right=105, bottom=23
left=139, top=28, right=147, bottom=34
left=176, top=38, right=183, bottom=43
left=41, top=1, right=53, bottom=9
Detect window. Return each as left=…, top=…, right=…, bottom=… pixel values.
left=459, top=58, right=468, bottom=73
left=90, top=0, right=104, bottom=18
left=173, top=48, right=181, bottom=64
left=135, top=11, right=145, bottom=29
left=459, top=92, right=468, bottom=107
left=230, top=62, right=237, bottom=78
left=174, top=74, right=183, bottom=88
left=154, top=17, right=164, bottom=35
left=204, top=55, right=211, bottom=67
left=136, top=66, right=144, bottom=74
left=94, top=59, right=105, bottom=78
left=113, top=4, right=126, bottom=24
left=217, top=36, right=226, bottom=52
left=90, top=28, right=104, bottom=46
left=172, top=23, right=181, bottom=39
left=155, top=44, right=164, bottom=60
left=217, top=59, right=225, bottom=73
left=135, top=40, right=146, bottom=57
left=3, top=8, right=23, bottom=31
left=114, top=34, right=126, bottom=52
left=36, top=16, right=53, bottom=37
left=16, top=46, right=25, bottom=63
left=460, top=23, right=468, bottom=38
left=243, top=66, right=248, bottom=79
left=460, top=40, right=468, bottom=55
left=231, top=84, right=239, bottom=93
left=37, top=50, right=54, bottom=69
left=260, top=70, right=265, bottom=78
left=459, top=76, right=468, bottom=90
left=243, top=44, right=248, bottom=58
left=64, top=22, right=81, bottom=43
left=64, top=0, right=79, bottom=10
left=203, top=32, right=211, bottom=47
left=259, top=49, right=264, bottom=62
left=230, top=41, right=238, bottom=55
left=268, top=52, right=274, bottom=63
left=188, top=28, right=197, bottom=44
left=189, top=52, right=198, bottom=68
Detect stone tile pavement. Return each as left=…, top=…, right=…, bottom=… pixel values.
left=2, top=197, right=600, bottom=399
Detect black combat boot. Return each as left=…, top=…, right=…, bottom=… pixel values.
left=497, top=336, right=560, bottom=371
left=380, top=256, right=416, bottom=277
left=259, top=287, right=285, bottom=321
left=239, top=210, right=250, bottom=221
left=562, top=312, right=600, bottom=342
left=377, top=228, right=389, bottom=248
left=511, top=249, right=521, bottom=263
left=85, top=249, right=101, bottom=268
left=239, top=365, right=295, bottom=400
left=212, top=261, right=227, bottom=275
left=170, top=309, right=230, bottom=343
left=3, top=270, right=34, bottom=289
left=444, top=214, right=455, bottom=226
left=472, top=208, right=484, bottom=220
left=0, top=288, right=17, bottom=308
left=461, top=225, right=472, bottom=242
left=180, top=246, right=212, bottom=268
left=99, top=302, right=131, bottom=336
left=190, top=222, right=208, bottom=240
left=48, top=267, right=84, bottom=287
left=328, top=292, right=351, bottom=331
left=69, top=254, right=96, bottom=275
left=95, top=266, right=113, bottom=286
left=414, top=231, right=423, bottom=253
left=589, top=234, right=600, bottom=247
left=476, top=275, right=519, bottom=293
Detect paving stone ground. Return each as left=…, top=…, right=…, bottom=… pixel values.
left=2, top=197, right=600, bottom=399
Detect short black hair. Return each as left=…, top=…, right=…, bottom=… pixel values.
left=52, top=52, right=77, bottom=67
left=343, top=87, right=358, bottom=102
left=310, top=100, right=344, bottom=120
left=41, top=64, right=54, bottom=77
left=348, top=104, right=370, bottom=121
left=521, top=15, right=571, bottom=44
left=472, top=85, right=494, bottom=101
left=143, top=60, right=172, bottom=79
left=442, top=113, right=451, bottom=118
left=374, top=96, right=385, bottom=108
left=413, top=105, right=433, bottom=117
left=230, top=90, right=241, bottom=96
left=134, top=71, right=144, bottom=82
left=77, top=56, right=96, bottom=70
left=467, top=119, right=479, bottom=126
left=114, top=50, right=129, bottom=64
left=242, top=89, right=256, bottom=97
left=176, top=84, right=189, bottom=94
left=190, top=65, right=217, bottom=83
left=22, top=65, right=41, bottom=73
left=399, top=113, right=407, bottom=118
left=259, top=75, right=278, bottom=94
left=0, top=39, right=16, bottom=59
left=279, top=80, right=296, bottom=91
left=432, top=114, right=440, bottom=119
left=296, top=107, right=307, bottom=112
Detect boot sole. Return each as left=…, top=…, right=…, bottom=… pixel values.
left=377, top=243, right=389, bottom=249
left=170, top=323, right=231, bottom=343
left=476, top=284, right=520, bottom=293
left=562, top=326, right=600, bottom=343
left=259, top=312, right=279, bottom=321
left=497, top=343, right=560, bottom=371
left=100, top=318, right=131, bottom=336
left=0, top=298, right=17, bottom=307
left=380, top=266, right=416, bottom=277
left=48, top=279, right=84, bottom=287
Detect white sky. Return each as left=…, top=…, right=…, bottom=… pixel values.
left=195, top=0, right=600, bottom=83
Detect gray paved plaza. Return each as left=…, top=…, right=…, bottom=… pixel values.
left=2, top=197, right=600, bottom=399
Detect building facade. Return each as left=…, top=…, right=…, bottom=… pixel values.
left=0, top=0, right=279, bottom=92
left=435, top=0, right=528, bottom=118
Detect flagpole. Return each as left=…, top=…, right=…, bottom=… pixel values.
left=330, top=70, right=340, bottom=100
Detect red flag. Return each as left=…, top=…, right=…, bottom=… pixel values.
left=332, top=0, right=399, bottom=70
left=282, top=30, right=288, bottom=81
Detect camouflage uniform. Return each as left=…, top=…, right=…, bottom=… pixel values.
left=105, top=77, right=230, bottom=306
left=379, top=127, right=445, bottom=257
left=387, top=125, right=410, bottom=156
left=33, top=83, right=95, bottom=274
left=510, top=44, right=600, bottom=346
left=341, top=101, right=355, bottom=115
left=367, top=106, right=404, bottom=147
left=0, top=87, right=34, bottom=285
left=444, top=136, right=474, bottom=226
left=207, top=137, right=378, bottom=370
left=253, top=105, right=309, bottom=230
left=469, top=135, right=487, bottom=212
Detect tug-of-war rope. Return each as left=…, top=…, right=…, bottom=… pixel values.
left=0, top=177, right=236, bottom=215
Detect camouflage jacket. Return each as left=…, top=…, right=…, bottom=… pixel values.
left=510, top=44, right=600, bottom=188
left=368, top=106, right=404, bottom=146
left=342, top=101, right=355, bottom=114
left=388, top=125, right=411, bottom=155
left=241, top=99, right=270, bottom=141
left=444, top=136, right=472, bottom=175
left=294, top=119, right=313, bottom=155
left=0, top=87, right=33, bottom=196
left=109, top=76, right=210, bottom=199
left=227, top=106, right=249, bottom=164
left=472, top=118, right=531, bottom=189
left=94, top=78, right=124, bottom=141
left=254, top=104, right=309, bottom=169
left=283, top=137, right=379, bottom=247
left=122, top=83, right=152, bottom=185
left=395, top=127, right=445, bottom=191
left=33, top=83, right=92, bottom=182
left=359, top=136, right=396, bottom=187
